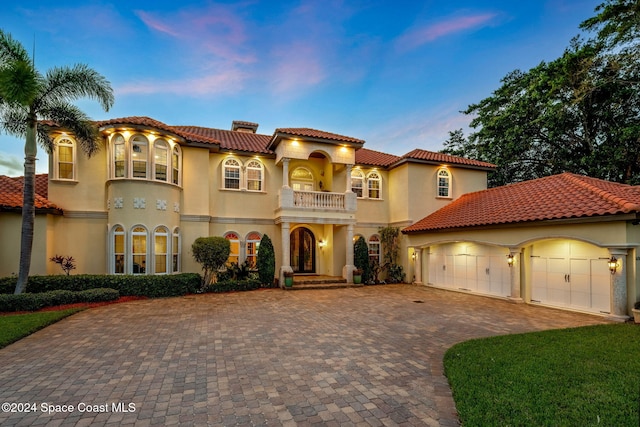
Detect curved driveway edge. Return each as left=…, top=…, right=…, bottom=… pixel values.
left=0, top=285, right=609, bottom=426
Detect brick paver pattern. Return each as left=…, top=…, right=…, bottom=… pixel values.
left=0, top=285, right=609, bottom=426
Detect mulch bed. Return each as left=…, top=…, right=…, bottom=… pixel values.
left=1, top=296, right=148, bottom=316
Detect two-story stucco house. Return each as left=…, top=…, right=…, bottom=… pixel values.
left=0, top=116, right=494, bottom=287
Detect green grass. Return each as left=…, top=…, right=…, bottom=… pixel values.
left=444, top=324, right=640, bottom=426
left=0, top=308, right=82, bottom=349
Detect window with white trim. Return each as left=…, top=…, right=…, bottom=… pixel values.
left=132, top=226, right=147, bottom=274
left=54, top=137, right=75, bottom=180
left=172, top=145, right=181, bottom=185
left=351, top=169, right=364, bottom=198
left=367, top=171, right=381, bottom=199
left=223, top=158, right=241, bottom=189
left=112, top=225, right=125, bottom=274
left=437, top=168, right=451, bottom=198
left=225, top=232, right=240, bottom=265
left=154, top=226, right=169, bottom=274
left=113, top=134, right=126, bottom=178
left=246, top=160, right=264, bottom=191
left=154, top=139, right=169, bottom=182
left=131, top=135, right=148, bottom=179
left=172, top=227, right=181, bottom=273
left=291, top=167, right=314, bottom=191
left=368, top=235, right=381, bottom=264
left=246, top=232, right=261, bottom=269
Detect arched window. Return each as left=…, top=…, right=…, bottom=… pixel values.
left=291, top=167, right=314, bottom=191
left=172, top=145, right=181, bottom=185
left=246, top=160, right=264, bottom=192
left=131, top=135, right=148, bottom=179
left=154, top=139, right=169, bottom=182
left=113, top=134, right=126, bottom=178
left=54, top=137, right=75, bottom=180
left=437, top=168, right=451, bottom=198
left=225, top=232, right=240, bottom=265
left=154, top=226, right=169, bottom=274
left=131, top=225, right=148, bottom=274
left=172, top=227, right=181, bottom=273
left=367, top=171, right=381, bottom=199
left=245, top=232, right=261, bottom=268
left=223, top=158, right=241, bottom=189
left=351, top=169, right=364, bottom=198
left=368, top=235, right=381, bottom=265
left=112, top=225, right=125, bottom=274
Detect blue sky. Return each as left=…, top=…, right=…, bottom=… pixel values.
left=0, top=0, right=601, bottom=176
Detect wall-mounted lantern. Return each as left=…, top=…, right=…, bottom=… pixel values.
left=608, top=256, right=618, bottom=274
left=506, top=253, right=515, bottom=267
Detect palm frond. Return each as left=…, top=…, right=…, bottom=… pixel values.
left=38, top=64, right=114, bottom=112
left=0, top=108, right=27, bottom=138
left=40, top=102, right=102, bottom=157
left=0, top=29, right=31, bottom=65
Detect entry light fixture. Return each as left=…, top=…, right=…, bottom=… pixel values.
left=608, top=256, right=618, bottom=274
left=318, top=240, right=327, bottom=248
left=506, top=253, right=515, bottom=267
left=411, top=252, right=416, bottom=261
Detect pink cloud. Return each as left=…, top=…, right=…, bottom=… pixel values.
left=269, top=42, right=326, bottom=94
left=396, top=13, right=497, bottom=51
left=116, top=70, right=247, bottom=97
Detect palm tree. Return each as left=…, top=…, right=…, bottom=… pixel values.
left=0, top=30, right=114, bottom=294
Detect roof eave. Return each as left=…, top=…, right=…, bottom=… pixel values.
left=268, top=131, right=365, bottom=151
left=390, top=157, right=496, bottom=171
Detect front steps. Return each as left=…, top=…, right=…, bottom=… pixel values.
left=284, top=275, right=363, bottom=290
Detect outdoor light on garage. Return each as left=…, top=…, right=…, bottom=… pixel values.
left=608, top=256, right=618, bottom=274
left=506, top=253, right=515, bottom=267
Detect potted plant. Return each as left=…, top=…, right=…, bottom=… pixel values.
left=353, top=268, right=363, bottom=284
left=632, top=302, right=640, bottom=323
left=283, top=271, right=294, bottom=288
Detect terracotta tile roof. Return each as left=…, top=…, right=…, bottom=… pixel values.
left=96, top=117, right=222, bottom=145
left=172, top=126, right=272, bottom=154
left=403, top=173, right=640, bottom=233
left=0, top=175, right=61, bottom=213
left=11, top=174, right=49, bottom=199
left=401, top=149, right=496, bottom=169
left=274, top=128, right=365, bottom=145
left=355, top=148, right=401, bottom=167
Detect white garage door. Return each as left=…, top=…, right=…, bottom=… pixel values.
left=530, top=240, right=610, bottom=314
left=428, top=243, right=511, bottom=298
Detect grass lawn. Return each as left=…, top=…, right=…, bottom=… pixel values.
left=444, top=324, right=640, bottom=426
left=0, top=309, right=82, bottom=349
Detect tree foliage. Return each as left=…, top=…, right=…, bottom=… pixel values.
left=191, top=237, right=230, bottom=286
left=256, top=234, right=275, bottom=287
left=353, top=236, right=371, bottom=283
left=442, top=1, right=640, bottom=187
left=0, top=30, right=114, bottom=294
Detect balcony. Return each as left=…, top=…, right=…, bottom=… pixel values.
left=276, top=187, right=356, bottom=222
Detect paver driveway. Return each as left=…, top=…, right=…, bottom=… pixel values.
left=0, top=285, right=609, bottom=426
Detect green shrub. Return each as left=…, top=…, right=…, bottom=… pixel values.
left=0, top=273, right=200, bottom=298
left=192, top=236, right=231, bottom=286
left=200, top=279, right=261, bottom=293
left=257, top=234, right=276, bottom=287
left=354, top=236, right=371, bottom=283
left=0, top=287, right=119, bottom=312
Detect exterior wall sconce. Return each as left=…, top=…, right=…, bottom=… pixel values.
left=318, top=240, right=327, bottom=248
left=506, top=253, right=515, bottom=267
left=411, top=252, right=416, bottom=261
left=608, top=256, right=618, bottom=274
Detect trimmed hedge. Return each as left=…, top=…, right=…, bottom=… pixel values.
left=0, top=273, right=201, bottom=298
left=201, top=279, right=261, bottom=293
left=0, top=288, right=120, bottom=312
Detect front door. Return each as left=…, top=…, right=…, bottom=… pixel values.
left=290, top=227, right=315, bottom=273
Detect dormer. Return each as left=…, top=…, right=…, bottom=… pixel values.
left=231, top=120, right=259, bottom=133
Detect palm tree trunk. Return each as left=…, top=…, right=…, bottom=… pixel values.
left=15, top=115, right=37, bottom=294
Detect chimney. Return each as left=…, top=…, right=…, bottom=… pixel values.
left=231, top=120, right=259, bottom=133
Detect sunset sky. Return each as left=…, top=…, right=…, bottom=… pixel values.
left=0, top=0, right=601, bottom=176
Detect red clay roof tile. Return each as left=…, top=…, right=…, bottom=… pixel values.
left=275, top=128, right=365, bottom=145
left=403, top=172, right=640, bottom=233
left=401, top=148, right=496, bottom=169
left=0, top=175, right=60, bottom=212
left=172, top=126, right=272, bottom=154
left=355, top=148, right=401, bottom=167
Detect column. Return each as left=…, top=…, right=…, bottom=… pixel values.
left=508, top=248, right=523, bottom=303
left=282, top=158, right=290, bottom=188
left=342, top=223, right=355, bottom=282
left=280, top=222, right=292, bottom=287
left=414, top=248, right=422, bottom=284
left=609, top=248, right=629, bottom=321
left=345, top=164, right=353, bottom=192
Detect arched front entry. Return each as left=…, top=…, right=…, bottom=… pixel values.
left=290, top=227, right=315, bottom=273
